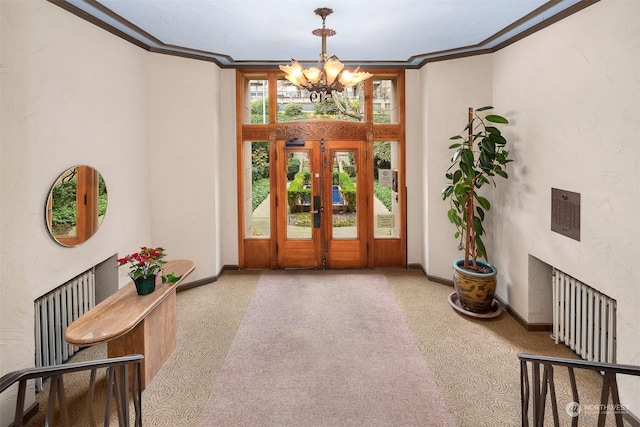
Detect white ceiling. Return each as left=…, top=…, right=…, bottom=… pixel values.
left=58, top=0, right=594, bottom=68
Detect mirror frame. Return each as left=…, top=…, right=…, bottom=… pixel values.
left=46, top=165, right=107, bottom=247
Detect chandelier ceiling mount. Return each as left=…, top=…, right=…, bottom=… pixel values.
left=279, top=7, right=372, bottom=103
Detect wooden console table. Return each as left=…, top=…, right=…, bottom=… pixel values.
left=65, top=259, right=195, bottom=389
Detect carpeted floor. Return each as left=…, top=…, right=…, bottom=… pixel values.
left=25, top=269, right=629, bottom=426
left=198, top=271, right=454, bottom=426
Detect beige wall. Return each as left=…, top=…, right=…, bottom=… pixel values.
left=492, top=0, right=639, bottom=411
left=0, top=1, right=229, bottom=422
left=418, top=55, right=494, bottom=278
left=1, top=1, right=148, bottom=421
left=1, top=0, right=638, bottom=421
left=414, top=0, right=639, bottom=412
left=404, top=69, right=423, bottom=264
left=147, top=53, right=223, bottom=279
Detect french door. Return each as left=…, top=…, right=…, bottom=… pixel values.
left=276, top=139, right=368, bottom=269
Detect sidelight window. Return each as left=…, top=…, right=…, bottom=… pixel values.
left=373, top=141, right=401, bottom=238
left=244, top=141, right=270, bottom=238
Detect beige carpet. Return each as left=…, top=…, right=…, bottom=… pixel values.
left=198, top=270, right=454, bottom=426
left=383, top=269, right=629, bottom=427
left=25, top=269, right=629, bottom=426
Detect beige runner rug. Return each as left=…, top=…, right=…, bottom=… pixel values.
left=198, top=270, right=455, bottom=426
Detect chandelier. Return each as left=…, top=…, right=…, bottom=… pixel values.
left=279, top=7, right=372, bottom=103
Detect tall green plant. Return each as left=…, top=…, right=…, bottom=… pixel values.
left=442, top=106, right=512, bottom=272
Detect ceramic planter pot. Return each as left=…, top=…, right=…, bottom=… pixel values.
left=134, top=274, right=156, bottom=296
left=452, top=259, right=497, bottom=314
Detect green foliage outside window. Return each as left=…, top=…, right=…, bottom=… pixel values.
left=373, top=180, right=392, bottom=211
left=287, top=157, right=300, bottom=180
left=251, top=142, right=269, bottom=181
left=251, top=99, right=269, bottom=114
left=284, top=103, right=303, bottom=117
left=250, top=99, right=269, bottom=124
left=251, top=178, right=270, bottom=211
left=373, top=111, right=391, bottom=124
left=251, top=142, right=270, bottom=211
left=287, top=172, right=311, bottom=213
left=373, top=141, right=391, bottom=179
left=334, top=172, right=357, bottom=213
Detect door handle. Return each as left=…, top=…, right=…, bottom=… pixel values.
left=313, top=195, right=321, bottom=228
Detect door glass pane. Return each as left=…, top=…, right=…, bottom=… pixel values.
left=374, top=141, right=400, bottom=237
left=245, top=141, right=270, bottom=238
left=277, top=79, right=365, bottom=123
left=373, top=79, right=397, bottom=124
left=331, top=151, right=357, bottom=239
left=286, top=150, right=312, bottom=239
left=245, top=78, right=269, bottom=124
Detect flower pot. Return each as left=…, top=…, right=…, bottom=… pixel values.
left=134, top=274, right=156, bottom=296
left=452, top=259, right=497, bottom=314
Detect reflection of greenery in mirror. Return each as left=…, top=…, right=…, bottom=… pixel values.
left=47, top=165, right=107, bottom=247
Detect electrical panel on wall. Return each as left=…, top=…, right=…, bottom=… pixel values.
left=551, top=188, right=580, bottom=241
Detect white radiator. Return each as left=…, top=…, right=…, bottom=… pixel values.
left=552, top=268, right=616, bottom=364
left=34, top=268, right=96, bottom=391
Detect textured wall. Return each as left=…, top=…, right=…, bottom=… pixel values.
left=421, top=55, right=494, bottom=278
left=491, top=0, right=639, bottom=412
left=0, top=1, right=151, bottom=422
left=416, top=0, right=638, bottom=415
left=147, top=53, right=223, bottom=279
left=0, top=2, right=228, bottom=423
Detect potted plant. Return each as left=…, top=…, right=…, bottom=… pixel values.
left=441, top=106, right=511, bottom=314
left=118, top=246, right=182, bottom=295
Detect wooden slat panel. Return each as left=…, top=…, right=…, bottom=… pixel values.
left=374, top=239, right=404, bottom=267
left=244, top=239, right=272, bottom=269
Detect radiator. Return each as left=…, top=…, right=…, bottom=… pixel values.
left=34, top=268, right=96, bottom=391
left=552, top=268, right=616, bottom=364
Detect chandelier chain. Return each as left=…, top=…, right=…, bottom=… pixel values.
left=279, top=7, right=372, bottom=105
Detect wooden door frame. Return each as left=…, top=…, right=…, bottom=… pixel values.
left=321, top=140, right=369, bottom=269
left=237, top=69, right=406, bottom=269
left=275, top=139, right=322, bottom=269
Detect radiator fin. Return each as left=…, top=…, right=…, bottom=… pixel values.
left=552, top=268, right=616, bottom=363
left=34, top=268, right=96, bottom=391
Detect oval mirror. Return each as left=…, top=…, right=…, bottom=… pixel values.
left=46, top=165, right=108, bottom=247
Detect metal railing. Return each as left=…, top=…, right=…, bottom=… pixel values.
left=517, top=353, right=640, bottom=427
left=0, top=354, right=143, bottom=427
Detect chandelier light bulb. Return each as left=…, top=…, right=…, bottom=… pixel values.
left=324, top=56, right=344, bottom=86
left=279, top=60, right=309, bottom=87
left=303, top=67, right=322, bottom=84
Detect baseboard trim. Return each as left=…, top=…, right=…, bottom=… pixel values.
left=624, top=409, right=640, bottom=427
left=492, top=294, right=552, bottom=332
left=411, top=264, right=552, bottom=332
left=426, top=274, right=454, bottom=287
left=407, top=264, right=454, bottom=287
left=176, top=264, right=239, bottom=293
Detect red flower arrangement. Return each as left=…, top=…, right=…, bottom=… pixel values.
left=117, top=246, right=167, bottom=281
